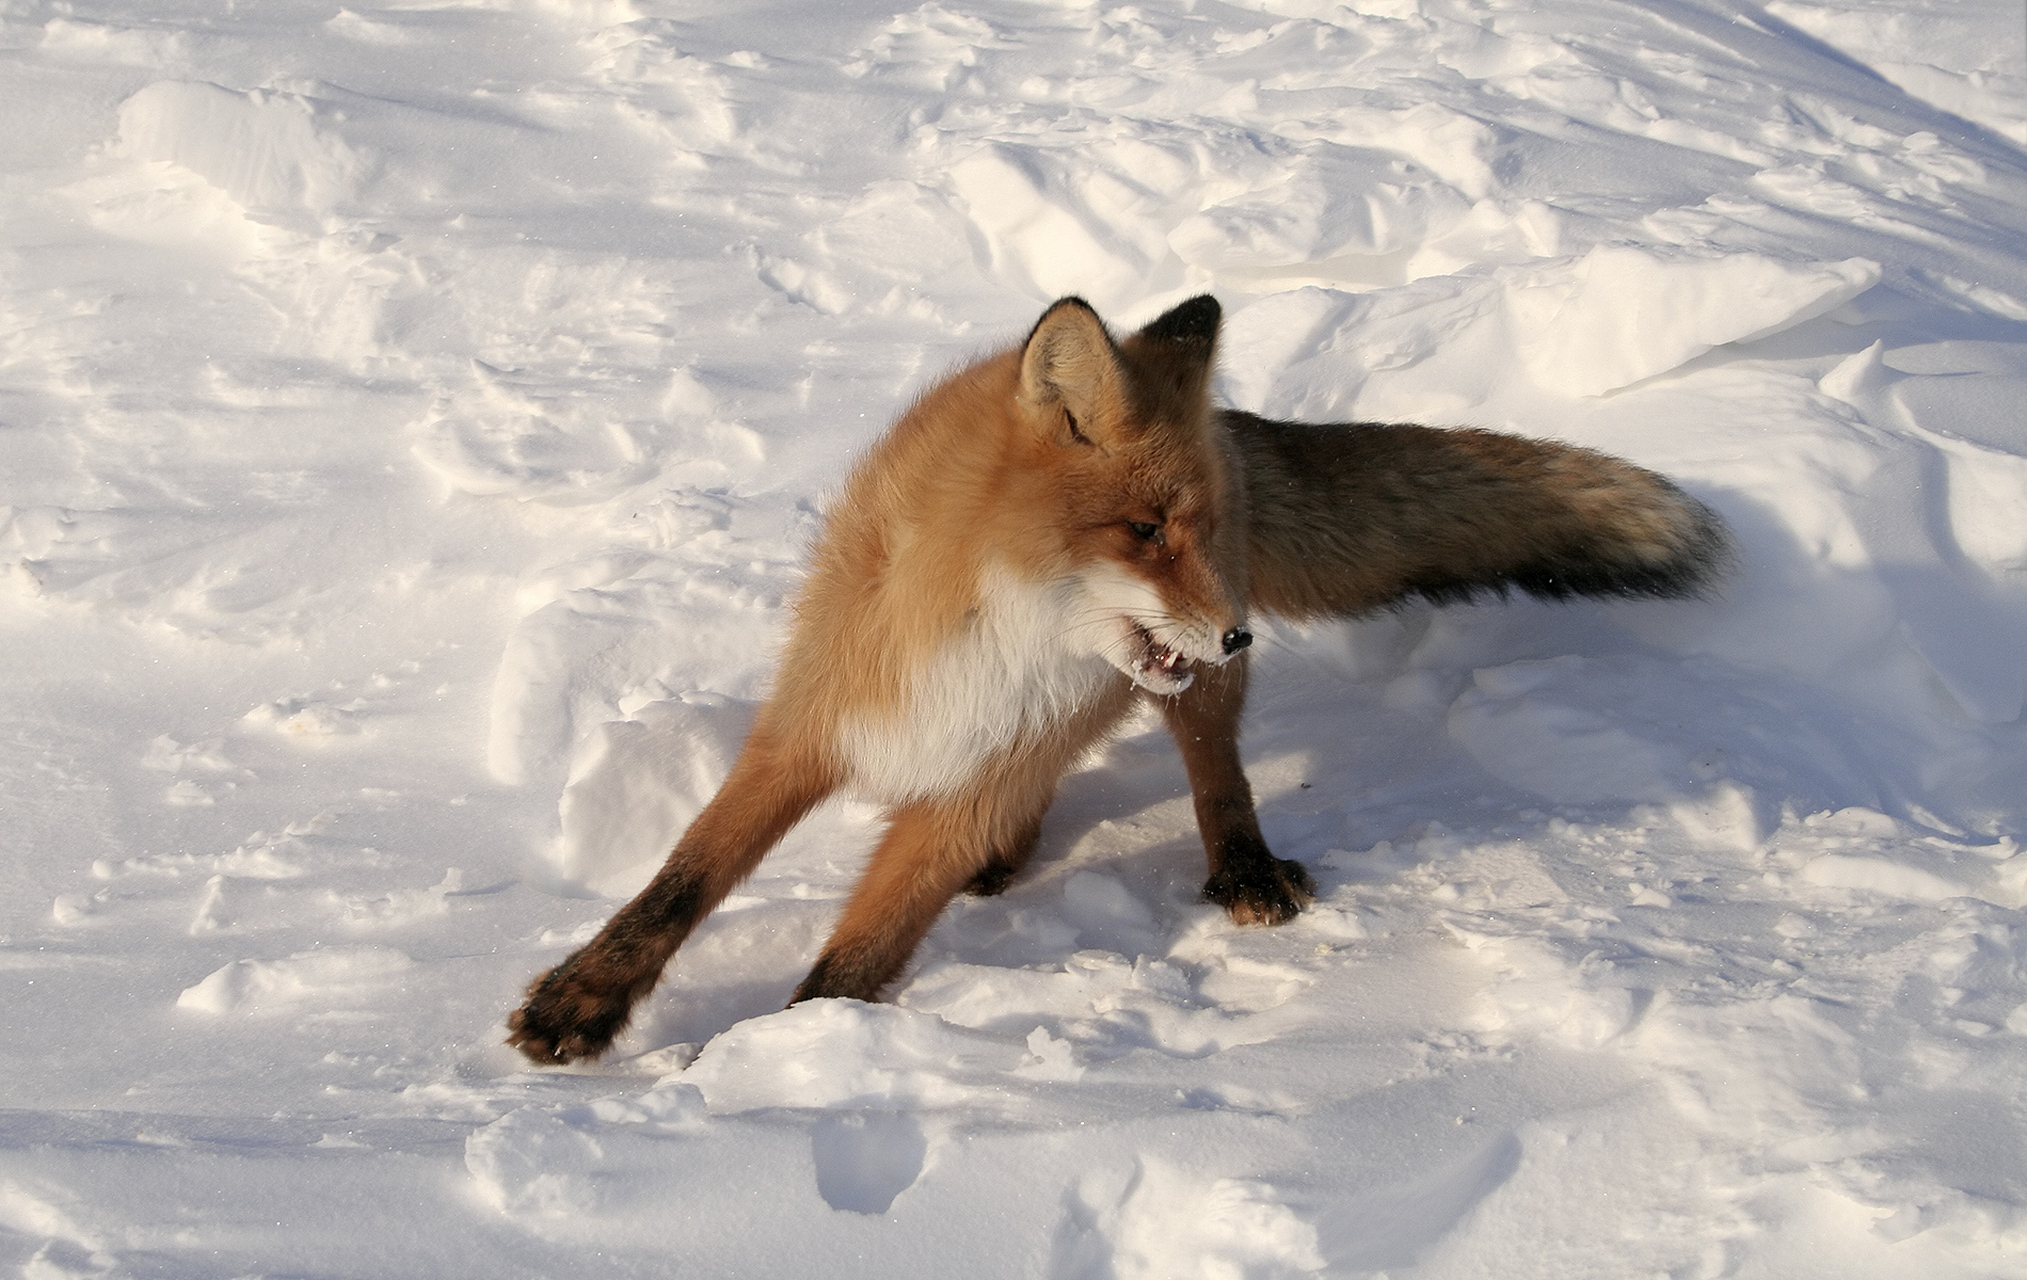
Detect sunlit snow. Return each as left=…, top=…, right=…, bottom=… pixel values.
left=3, top=1, right=2026, bottom=1275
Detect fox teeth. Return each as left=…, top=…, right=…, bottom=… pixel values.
left=1113, top=621, right=1195, bottom=694
left=1127, top=623, right=1191, bottom=684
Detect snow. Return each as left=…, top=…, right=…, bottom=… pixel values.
left=2, top=0, right=2026, bottom=1274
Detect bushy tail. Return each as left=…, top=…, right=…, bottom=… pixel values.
left=1225, top=410, right=1730, bottom=621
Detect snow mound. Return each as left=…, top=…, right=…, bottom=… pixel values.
left=176, top=947, right=413, bottom=1015
left=550, top=695, right=754, bottom=897
left=1056, top=1161, right=1329, bottom=1279
left=680, top=1000, right=1022, bottom=1113
left=1168, top=145, right=1471, bottom=282
left=116, top=80, right=372, bottom=227
left=1511, top=246, right=1880, bottom=396
left=946, top=144, right=1177, bottom=310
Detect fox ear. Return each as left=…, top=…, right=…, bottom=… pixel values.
left=1136, top=294, right=1220, bottom=348
left=1126, top=294, right=1220, bottom=409
left=1019, top=297, right=1124, bottom=447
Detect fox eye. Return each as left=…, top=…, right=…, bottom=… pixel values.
left=1126, top=520, right=1162, bottom=542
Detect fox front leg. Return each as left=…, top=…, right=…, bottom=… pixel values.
left=509, top=868, right=705, bottom=1065
left=1159, top=655, right=1314, bottom=924
left=507, top=725, right=835, bottom=1064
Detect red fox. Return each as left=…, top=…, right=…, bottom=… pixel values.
left=508, top=294, right=1728, bottom=1064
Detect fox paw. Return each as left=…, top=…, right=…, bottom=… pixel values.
left=1202, top=854, right=1315, bottom=926
left=506, top=961, right=633, bottom=1065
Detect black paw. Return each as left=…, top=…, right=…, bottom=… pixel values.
left=505, top=960, right=634, bottom=1065
left=1202, top=853, right=1314, bottom=926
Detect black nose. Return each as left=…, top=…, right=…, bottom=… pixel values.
left=1221, top=628, right=1253, bottom=656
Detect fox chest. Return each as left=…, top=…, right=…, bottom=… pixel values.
left=834, top=574, right=1121, bottom=805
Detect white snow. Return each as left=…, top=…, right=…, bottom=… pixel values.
left=2, top=0, right=2026, bottom=1275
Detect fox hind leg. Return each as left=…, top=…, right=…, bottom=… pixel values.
left=792, top=789, right=1056, bottom=1003
left=1160, top=655, right=1314, bottom=925
left=961, top=811, right=1044, bottom=897
left=791, top=697, right=1129, bottom=1003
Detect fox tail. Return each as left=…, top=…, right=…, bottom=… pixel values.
left=1226, top=410, right=1731, bottom=621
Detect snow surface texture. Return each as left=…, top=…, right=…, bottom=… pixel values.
left=3, top=0, right=2026, bottom=1275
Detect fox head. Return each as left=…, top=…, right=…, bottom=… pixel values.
left=1014, top=295, right=1251, bottom=696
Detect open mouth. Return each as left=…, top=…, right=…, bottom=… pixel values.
left=1124, top=621, right=1195, bottom=694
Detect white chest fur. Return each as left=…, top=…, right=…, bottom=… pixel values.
left=835, top=565, right=1120, bottom=804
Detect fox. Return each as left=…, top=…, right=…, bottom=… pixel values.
left=507, top=293, right=1728, bottom=1065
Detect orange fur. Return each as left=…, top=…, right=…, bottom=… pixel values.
left=507, top=295, right=1727, bottom=1065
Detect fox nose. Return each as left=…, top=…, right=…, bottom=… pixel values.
left=1221, top=627, right=1253, bottom=656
